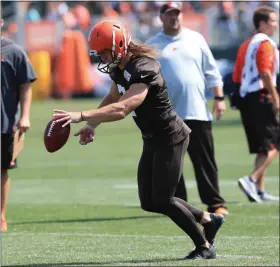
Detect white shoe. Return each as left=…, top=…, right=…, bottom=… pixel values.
left=238, top=176, right=262, bottom=203
left=258, top=191, right=279, bottom=201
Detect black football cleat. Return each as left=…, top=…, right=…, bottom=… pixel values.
left=178, top=245, right=216, bottom=260
left=203, top=213, right=225, bottom=245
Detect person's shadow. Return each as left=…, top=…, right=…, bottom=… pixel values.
left=9, top=215, right=162, bottom=226
left=4, top=257, right=179, bottom=267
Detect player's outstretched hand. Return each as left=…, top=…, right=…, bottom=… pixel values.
left=74, top=124, right=95, bottom=145
left=53, top=109, right=82, bottom=127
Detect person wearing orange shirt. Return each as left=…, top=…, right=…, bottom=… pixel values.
left=232, top=6, right=279, bottom=202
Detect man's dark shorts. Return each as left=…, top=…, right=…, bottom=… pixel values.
left=240, top=90, right=280, bottom=154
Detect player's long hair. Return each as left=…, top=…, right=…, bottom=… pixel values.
left=128, top=40, right=160, bottom=59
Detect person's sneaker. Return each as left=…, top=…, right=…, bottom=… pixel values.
left=1, top=220, right=8, bottom=232
left=213, top=207, right=229, bottom=216
left=203, top=213, right=225, bottom=245
left=178, top=245, right=216, bottom=260
left=238, top=176, right=262, bottom=203
left=258, top=191, right=279, bottom=201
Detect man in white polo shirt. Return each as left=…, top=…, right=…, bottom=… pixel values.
left=146, top=2, right=228, bottom=215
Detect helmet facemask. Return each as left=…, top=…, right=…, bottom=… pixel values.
left=90, top=50, right=122, bottom=74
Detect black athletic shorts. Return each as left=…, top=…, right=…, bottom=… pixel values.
left=240, top=90, right=280, bottom=154
left=1, top=133, right=14, bottom=169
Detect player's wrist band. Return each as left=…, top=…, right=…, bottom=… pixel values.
left=214, top=96, right=225, bottom=101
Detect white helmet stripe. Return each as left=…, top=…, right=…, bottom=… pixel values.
left=112, top=30, right=116, bottom=57
left=124, top=29, right=131, bottom=55
left=124, top=31, right=127, bottom=54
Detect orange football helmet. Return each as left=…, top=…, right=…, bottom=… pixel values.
left=88, top=20, right=131, bottom=73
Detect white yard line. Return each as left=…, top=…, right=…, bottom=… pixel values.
left=114, top=176, right=279, bottom=189
left=248, top=216, right=279, bottom=219
left=5, top=232, right=279, bottom=240
left=220, top=255, right=262, bottom=259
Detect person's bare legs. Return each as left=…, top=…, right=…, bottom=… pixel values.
left=1, top=169, right=10, bottom=232
left=248, top=149, right=279, bottom=200
left=250, top=149, right=278, bottom=187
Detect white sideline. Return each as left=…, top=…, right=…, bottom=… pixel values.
left=6, top=232, right=280, bottom=240
left=113, top=176, right=279, bottom=189
left=221, top=255, right=263, bottom=259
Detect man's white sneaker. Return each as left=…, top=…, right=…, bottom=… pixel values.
left=258, top=191, right=279, bottom=201
left=238, top=176, right=262, bottom=203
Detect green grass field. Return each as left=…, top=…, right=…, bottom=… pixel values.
left=2, top=99, right=279, bottom=266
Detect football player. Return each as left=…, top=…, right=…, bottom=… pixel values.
left=53, top=20, right=225, bottom=260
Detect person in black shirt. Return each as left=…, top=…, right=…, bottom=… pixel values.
left=53, top=20, right=224, bottom=260
left=1, top=17, right=37, bottom=232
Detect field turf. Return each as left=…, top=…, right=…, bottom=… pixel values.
left=2, top=99, right=279, bottom=266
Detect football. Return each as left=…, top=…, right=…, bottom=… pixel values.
left=44, top=117, right=70, bottom=153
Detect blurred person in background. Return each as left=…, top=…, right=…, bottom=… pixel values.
left=46, top=1, right=69, bottom=22
left=235, top=2, right=252, bottom=43
left=146, top=2, right=229, bottom=216
left=25, top=2, right=41, bottom=22
left=233, top=6, right=279, bottom=202
left=53, top=20, right=225, bottom=260
left=1, top=14, right=37, bottom=232
left=216, top=2, right=238, bottom=46
left=72, top=4, right=91, bottom=31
